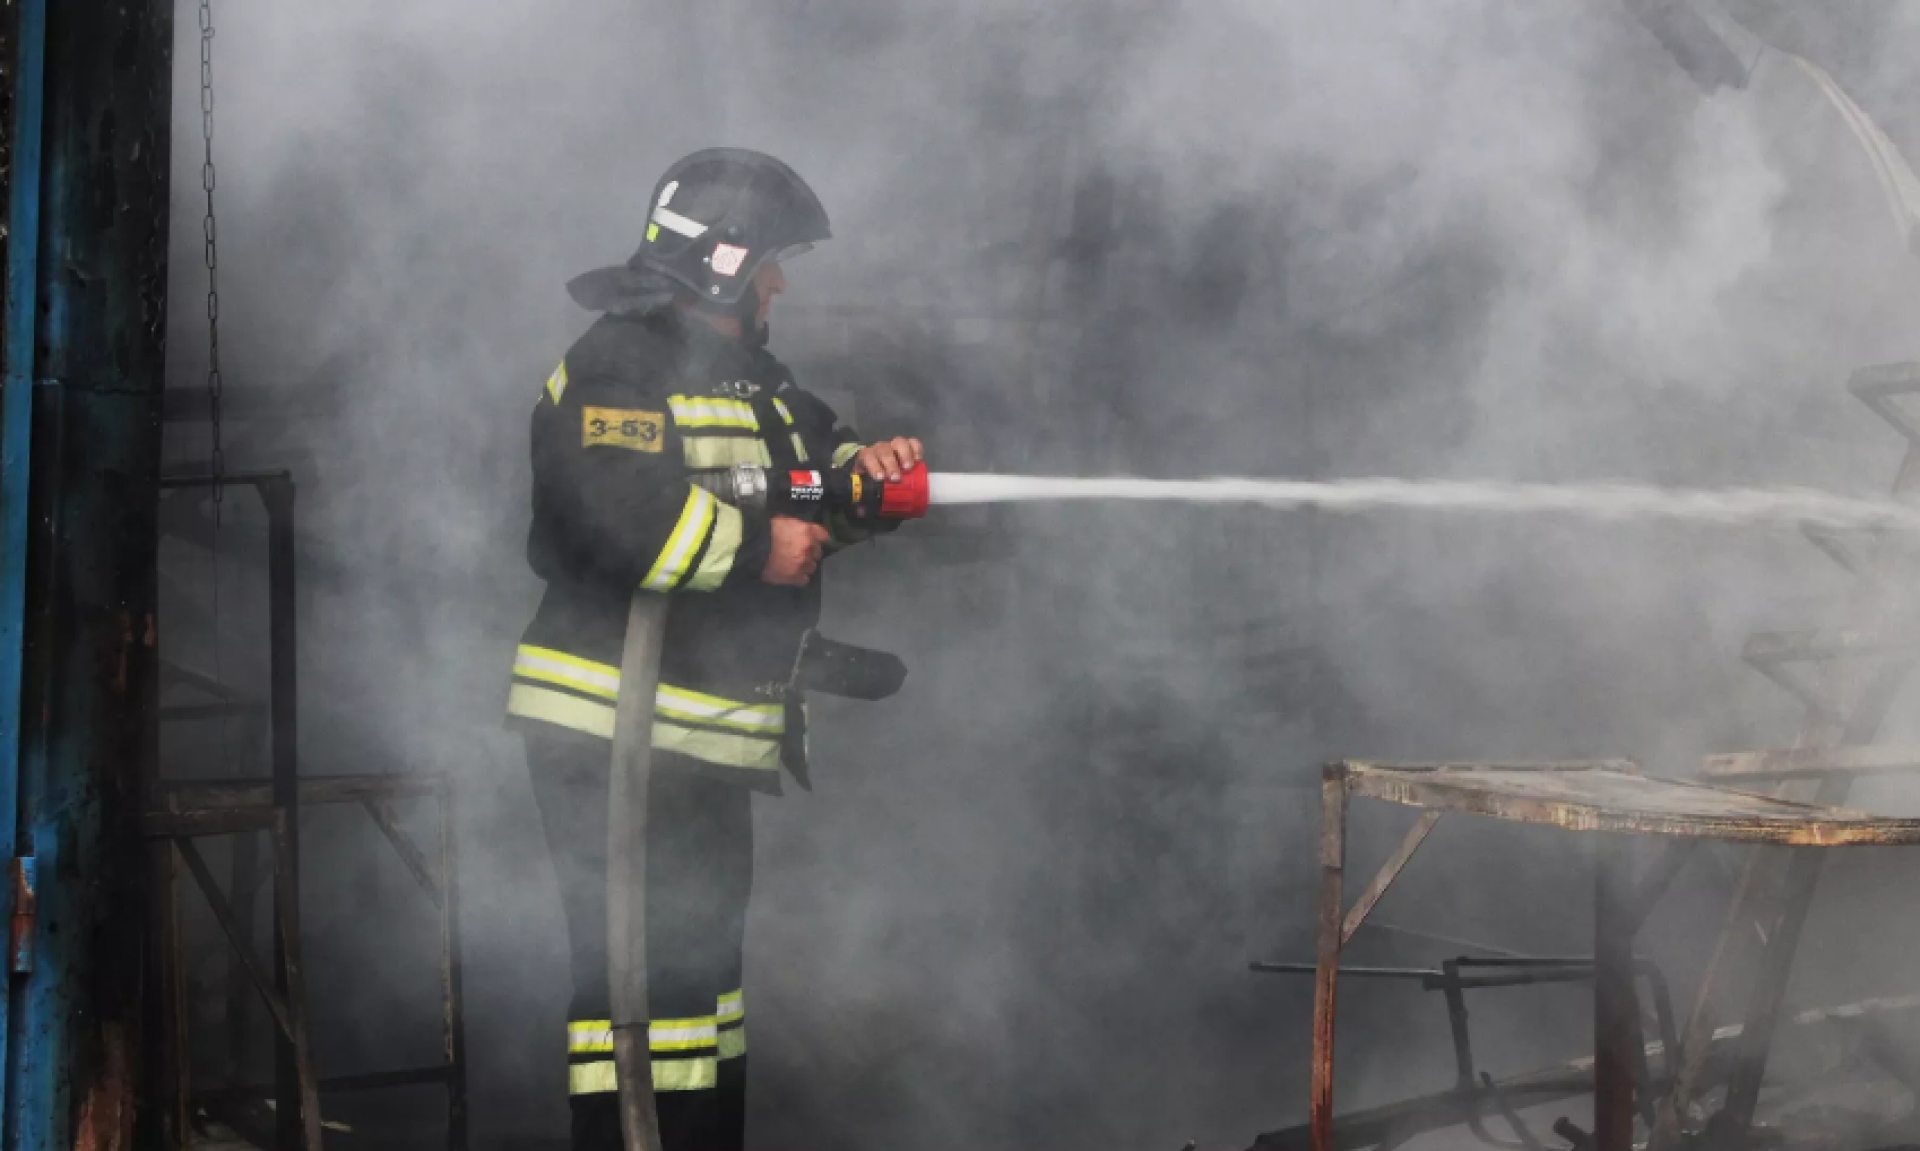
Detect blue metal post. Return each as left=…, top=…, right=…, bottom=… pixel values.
left=0, top=0, right=49, bottom=1135
left=0, top=0, right=174, bottom=1145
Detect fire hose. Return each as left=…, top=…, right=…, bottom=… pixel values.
left=606, top=462, right=928, bottom=1151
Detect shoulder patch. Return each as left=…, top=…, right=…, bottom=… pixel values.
left=583, top=407, right=666, bottom=453
left=545, top=362, right=570, bottom=405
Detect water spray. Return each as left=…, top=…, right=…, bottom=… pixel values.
left=697, top=463, right=1920, bottom=534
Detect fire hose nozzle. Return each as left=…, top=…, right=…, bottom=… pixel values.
left=691, top=463, right=930, bottom=521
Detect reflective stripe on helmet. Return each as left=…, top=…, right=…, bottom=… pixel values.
left=650, top=205, right=708, bottom=240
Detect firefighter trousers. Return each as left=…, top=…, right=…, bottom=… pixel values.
left=525, top=731, right=753, bottom=1151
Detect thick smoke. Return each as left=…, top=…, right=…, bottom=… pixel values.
left=153, top=2, right=1920, bottom=1148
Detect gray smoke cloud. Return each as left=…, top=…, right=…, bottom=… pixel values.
left=152, top=1, right=1920, bottom=1148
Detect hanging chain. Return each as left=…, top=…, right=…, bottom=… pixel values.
left=199, top=0, right=235, bottom=775
left=200, top=0, right=223, bottom=501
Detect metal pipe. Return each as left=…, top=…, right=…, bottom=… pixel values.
left=1594, top=835, right=1639, bottom=1151
left=608, top=592, right=667, bottom=1151
left=0, top=0, right=47, bottom=1125
left=1251, top=963, right=1439, bottom=980
left=439, top=776, right=469, bottom=1151
left=6, top=0, right=174, bottom=1143
left=1309, top=764, right=1349, bottom=1151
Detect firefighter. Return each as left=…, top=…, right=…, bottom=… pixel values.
left=506, top=148, right=922, bottom=1150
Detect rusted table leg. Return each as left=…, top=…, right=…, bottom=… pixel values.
left=1718, top=845, right=1829, bottom=1134
left=269, top=820, right=325, bottom=1151
left=439, top=780, right=469, bottom=1151
left=1310, top=764, right=1350, bottom=1151
left=1594, top=834, right=1639, bottom=1151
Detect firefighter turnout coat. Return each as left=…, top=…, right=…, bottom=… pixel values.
left=506, top=308, right=871, bottom=793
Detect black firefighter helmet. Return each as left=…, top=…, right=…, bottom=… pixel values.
left=568, top=148, right=831, bottom=319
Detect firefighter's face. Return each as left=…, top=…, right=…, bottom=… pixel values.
left=752, top=260, right=786, bottom=327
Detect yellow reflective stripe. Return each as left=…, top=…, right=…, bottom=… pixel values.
left=545, top=362, right=569, bottom=405
left=641, top=487, right=716, bottom=592
left=569, top=1061, right=617, bottom=1095
left=650, top=1017, right=719, bottom=1053
left=569, top=1057, right=719, bottom=1096
left=654, top=1057, right=718, bottom=1092
left=717, top=989, right=746, bottom=1059
left=568, top=1020, right=614, bottom=1054
left=682, top=436, right=772, bottom=469
left=831, top=441, right=861, bottom=468
left=683, top=502, right=742, bottom=592
left=568, top=1017, right=718, bottom=1054
left=668, top=395, right=758, bottom=430
left=507, top=683, right=615, bottom=740
left=652, top=721, right=781, bottom=770
left=655, top=684, right=783, bottom=733
left=790, top=433, right=810, bottom=463
left=772, top=397, right=796, bottom=425
left=514, top=645, right=619, bottom=700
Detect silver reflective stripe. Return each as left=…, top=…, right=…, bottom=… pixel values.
left=655, top=684, right=783, bottom=732
left=652, top=205, right=707, bottom=239
left=568, top=1021, right=614, bottom=1054
left=669, top=395, right=758, bottom=430
left=513, top=645, right=619, bottom=699
left=682, top=436, right=771, bottom=469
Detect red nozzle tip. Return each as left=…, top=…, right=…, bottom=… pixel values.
left=880, top=464, right=930, bottom=519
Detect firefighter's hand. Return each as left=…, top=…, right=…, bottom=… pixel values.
left=856, top=437, right=924, bottom=483
left=763, top=516, right=829, bottom=586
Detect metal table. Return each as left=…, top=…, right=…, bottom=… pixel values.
left=1300, top=760, right=1920, bottom=1151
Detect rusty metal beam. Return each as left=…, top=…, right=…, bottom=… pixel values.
left=1310, top=764, right=1350, bottom=1151
left=1341, top=812, right=1441, bottom=945
left=1593, top=835, right=1640, bottom=1151
left=173, top=839, right=296, bottom=1044
left=362, top=800, right=442, bottom=909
